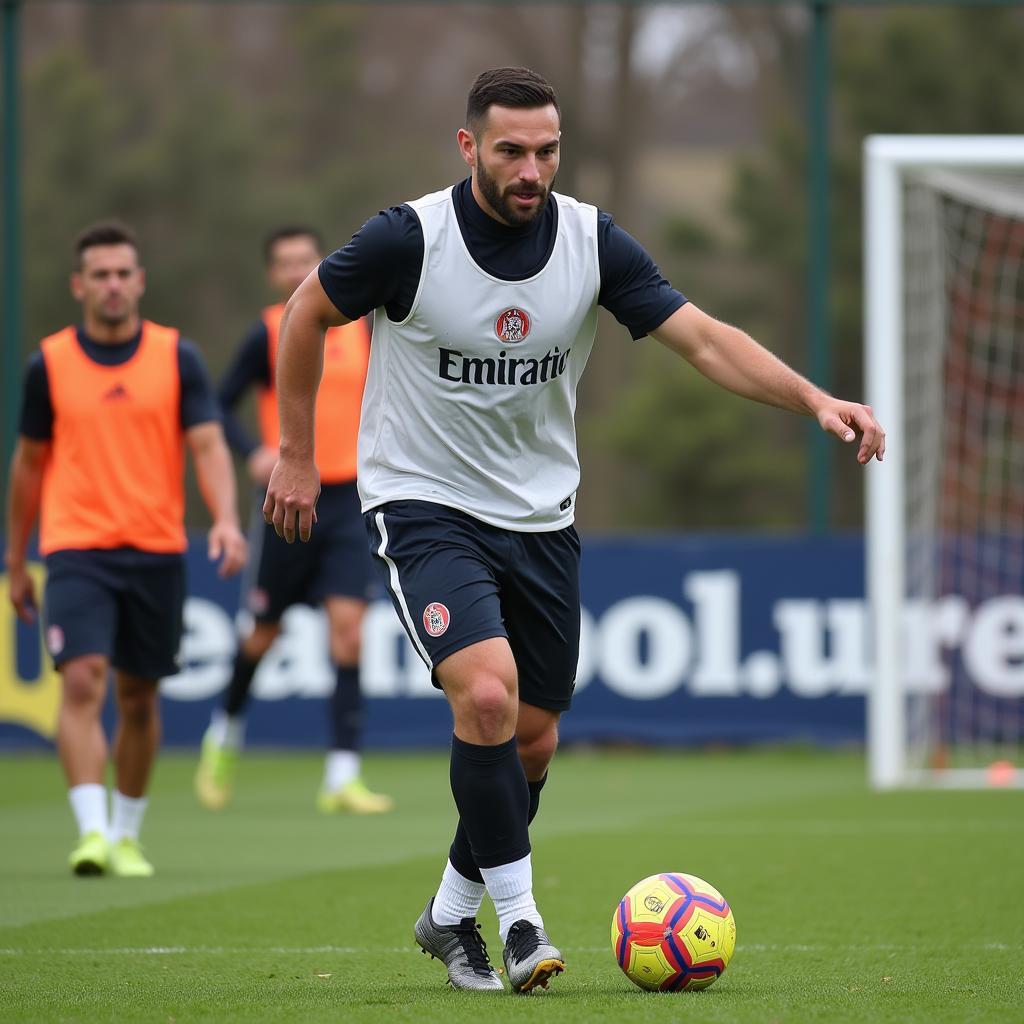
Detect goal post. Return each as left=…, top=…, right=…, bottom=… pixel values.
left=865, top=135, right=1024, bottom=790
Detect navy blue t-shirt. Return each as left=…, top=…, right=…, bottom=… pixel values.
left=216, top=319, right=272, bottom=459
left=318, top=178, right=686, bottom=339
left=18, top=327, right=219, bottom=441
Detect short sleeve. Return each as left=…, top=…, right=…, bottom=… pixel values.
left=18, top=353, right=54, bottom=441
left=217, top=320, right=270, bottom=457
left=597, top=212, right=688, bottom=340
left=177, top=339, right=220, bottom=429
left=317, top=206, right=425, bottom=323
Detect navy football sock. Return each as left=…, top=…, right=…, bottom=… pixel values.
left=222, top=651, right=259, bottom=717
left=527, top=772, right=548, bottom=823
left=449, top=734, right=530, bottom=871
left=448, top=768, right=548, bottom=882
left=448, top=820, right=482, bottom=882
left=330, top=665, right=362, bottom=751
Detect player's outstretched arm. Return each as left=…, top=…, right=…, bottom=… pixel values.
left=186, top=422, right=247, bottom=577
left=4, top=438, right=50, bottom=622
left=263, top=271, right=349, bottom=543
left=651, top=303, right=885, bottom=465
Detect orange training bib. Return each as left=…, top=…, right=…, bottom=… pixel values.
left=39, top=322, right=187, bottom=555
left=256, top=304, right=369, bottom=484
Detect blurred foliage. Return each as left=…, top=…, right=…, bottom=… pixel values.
left=590, top=339, right=801, bottom=528
left=10, top=4, right=1024, bottom=531
left=602, top=3, right=1024, bottom=531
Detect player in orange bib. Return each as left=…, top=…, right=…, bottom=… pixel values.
left=4, top=221, right=247, bottom=877
left=194, top=226, right=392, bottom=814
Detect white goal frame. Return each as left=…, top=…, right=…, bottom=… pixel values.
left=865, top=135, right=1024, bottom=790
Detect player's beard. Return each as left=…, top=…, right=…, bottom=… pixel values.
left=97, top=310, right=130, bottom=327
left=94, top=298, right=132, bottom=327
left=476, top=157, right=548, bottom=226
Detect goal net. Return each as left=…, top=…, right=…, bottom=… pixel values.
left=865, top=136, right=1024, bottom=789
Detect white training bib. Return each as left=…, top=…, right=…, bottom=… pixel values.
left=357, top=186, right=600, bottom=531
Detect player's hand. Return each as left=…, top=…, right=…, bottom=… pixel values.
left=208, top=520, right=248, bottom=578
left=816, top=399, right=885, bottom=465
left=7, top=562, right=38, bottom=624
left=263, top=455, right=320, bottom=543
left=246, top=445, right=279, bottom=488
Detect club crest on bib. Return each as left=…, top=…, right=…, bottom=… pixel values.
left=495, top=307, right=531, bottom=344
left=46, top=625, right=65, bottom=656
left=423, top=602, right=451, bottom=637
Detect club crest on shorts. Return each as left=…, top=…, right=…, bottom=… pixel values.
left=423, top=602, right=451, bottom=637
left=495, top=307, right=531, bottom=344
left=247, top=587, right=270, bottom=615
left=46, top=625, right=65, bottom=656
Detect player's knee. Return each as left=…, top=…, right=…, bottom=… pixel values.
left=328, top=626, right=361, bottom=667
left=518, top=726, right=558, bottom=779
left=464, top=677, right=517, bottom=742
left=241, top=622, right=279, bottom=660
left=117, top=684, right=158, bottom=726
left=326, top=601, right=364, bottom=666
left=61, top=657, right=107, bottom=710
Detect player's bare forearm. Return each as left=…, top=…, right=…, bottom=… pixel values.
left=264, top=273, right=345, bottom=544
left=652, top=303, right=885, bottom=463
left=5, top=439, right=49, bottom=622
left=187, top=422, right=247, bottom=576
left=276, top=272, right=349, bottom=461
left=188, top=422, right=241, bottom=528
left=652, top=304, right=820, bottom=414
left=4, top=439, right=49, bottom=570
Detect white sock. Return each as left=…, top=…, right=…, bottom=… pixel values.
left=68, top=784, right=108, bottom=838
left=480, top=854, right=543, bottom=941
left=110, top=792, right=148, bottom=842
left=208, top=709, right=245, bottom=749
left=324, top=750, right=360, bottom=791
left=432, top=859, right=486, bottom=926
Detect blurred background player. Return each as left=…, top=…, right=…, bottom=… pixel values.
left=4, top=220, right=247, bottom=877
left=194, top=226, right=392, bottom=815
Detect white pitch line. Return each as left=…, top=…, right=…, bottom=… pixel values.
left=0, top=943, right=1019, bottom=956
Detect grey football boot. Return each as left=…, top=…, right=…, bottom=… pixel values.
left=414, top=899, right=505, bottom=991
left=502, top=919, right=565, bottom=993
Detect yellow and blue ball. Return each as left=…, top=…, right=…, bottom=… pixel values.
left=611, top=872, right=736, bottom=992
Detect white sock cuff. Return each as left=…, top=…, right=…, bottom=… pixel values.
left=110, top=791, right=149, bottom=842
left=479, top=853, right=533, bottom=899
left=432, top=858, right=487, bottom=927
left=443, top=858, right=486, bottom=895
left=324, top=750, right=360, bottom=791
left=210, top=709, right=246, bottom=749
left=68, top=784, right=108, bottom=837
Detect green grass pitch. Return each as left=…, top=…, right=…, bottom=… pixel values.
left=1, top=747, right=1022, bottom=1022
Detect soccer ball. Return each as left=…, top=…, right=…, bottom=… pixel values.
left=611, top=872, right=736, bottom=992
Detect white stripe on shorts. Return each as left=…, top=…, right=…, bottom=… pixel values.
left=374, top=510, right=433, bottom=669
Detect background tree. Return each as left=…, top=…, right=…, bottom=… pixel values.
left=601, top=3, right=1024, bottom=530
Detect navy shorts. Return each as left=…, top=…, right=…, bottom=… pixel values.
left=243, top=480, right=376, bottom=622
left=43, top=548, right=186, bottom=679
left=366, top=500, right=582, bottom=713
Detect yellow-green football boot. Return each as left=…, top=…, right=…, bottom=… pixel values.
left=317, top=778, right=394, bottom=815
left=69, top=830, right=108, bottom=876
left=108, top=837, right=154, bottom=878
left=195, top=727, right=239, bottom=810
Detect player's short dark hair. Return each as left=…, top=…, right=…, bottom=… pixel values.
left=264, top=225, right=323, bottom=265
left=74, top=220, right=138, bottom=267
left=466, top=67, right=559, bottom=135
